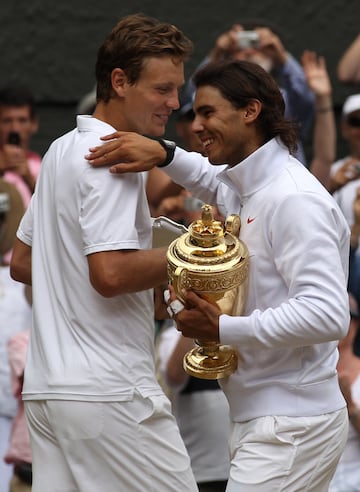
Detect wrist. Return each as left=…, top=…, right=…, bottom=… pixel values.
left=154, top=138, right=176, bottom=168
left=316, top=96, right=333, bottom=112
left=316, top=106, right=332, bottom=113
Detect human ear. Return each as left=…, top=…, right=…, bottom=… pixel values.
left=244, top=99, right=262, bottom=122
left=111, top=68, right=128, bottom=97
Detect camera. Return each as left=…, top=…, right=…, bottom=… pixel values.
left=0, top=192, right=9, bottom=214
left=7, top=131, right=21, bottom=146
left=237, top=31, right=259, bottom=49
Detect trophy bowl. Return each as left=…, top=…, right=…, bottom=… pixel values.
left=166, top=204, right=249, bottom=379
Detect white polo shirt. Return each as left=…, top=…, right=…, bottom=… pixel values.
left=17, top=116, right=162, bottom=401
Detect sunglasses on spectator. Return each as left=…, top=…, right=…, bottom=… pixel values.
left=347, top=115, right=360, bottom=127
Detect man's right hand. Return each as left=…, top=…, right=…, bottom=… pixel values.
left=85, top=131, right=167, bottom=174
left=0, top=144, right=27, bottom=172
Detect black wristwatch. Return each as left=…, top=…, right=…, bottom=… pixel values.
left=156, top=138, right=176, bottom=168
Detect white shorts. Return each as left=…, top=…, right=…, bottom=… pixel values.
left=25, top=393, right=198, bottom=492
left=226, top=408, right=348, bottom=492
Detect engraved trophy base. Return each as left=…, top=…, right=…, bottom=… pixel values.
left=183, top=343, right=238, bottom=380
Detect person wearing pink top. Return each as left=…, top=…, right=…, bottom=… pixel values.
left=0, top=85, right=41, bottom=265
left=4, top=328, right=32, bottom=492
left=0, top=85, right=41, bottom=209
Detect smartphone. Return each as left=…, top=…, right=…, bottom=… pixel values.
left=7, top=131, right=21, bottom=146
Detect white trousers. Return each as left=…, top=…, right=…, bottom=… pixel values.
left=226, top=408, right=348, bottom=492
left=25, top=393, right=198, bottom=492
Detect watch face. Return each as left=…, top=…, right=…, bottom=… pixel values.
left=163, top=139, right=176, bottom=149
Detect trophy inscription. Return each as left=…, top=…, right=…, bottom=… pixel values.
left=167, top=204, right=249, bottom=379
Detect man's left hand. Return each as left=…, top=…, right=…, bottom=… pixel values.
left=167, top=285, right=221, bottom=342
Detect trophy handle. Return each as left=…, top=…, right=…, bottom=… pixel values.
left=172, top=266, right=187, bottom=302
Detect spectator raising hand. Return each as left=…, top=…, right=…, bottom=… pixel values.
left=301, top=50, right=332, bottom=100
left=302, top=50, right=336, bottom=190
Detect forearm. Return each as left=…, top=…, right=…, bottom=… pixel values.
left=310, top=95, right=336, bottom=189
left=88, top=247, right=168, bottom=297
left=338, top=35, right=360, bottom=83
left=221, top=198, right=349, bottom=349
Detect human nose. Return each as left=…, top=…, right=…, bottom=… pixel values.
left=191, top=115, right=203, bottom=133
left=9, top=122, right=22, bottom=134
left=167, top=90, right=180, bottom=110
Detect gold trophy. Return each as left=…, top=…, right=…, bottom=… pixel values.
left=167, top=204, right=249, bottom=379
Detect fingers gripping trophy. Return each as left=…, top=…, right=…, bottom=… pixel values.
left=167, top=204, right=249, bottom=379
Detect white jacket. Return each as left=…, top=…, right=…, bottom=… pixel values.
left=166, top=137, right=350, bottom=422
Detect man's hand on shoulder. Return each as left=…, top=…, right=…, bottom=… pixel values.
left=85, top=131, right=168, bottom=174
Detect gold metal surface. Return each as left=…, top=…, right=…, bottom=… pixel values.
left=166, top=204, right=249, bottom=379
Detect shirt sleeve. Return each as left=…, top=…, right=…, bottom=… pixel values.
left=220, top=191, right=350, bottom=349
left=79, top=166, right=147, bottom=255
left=16, top=196, right=34, bottom=246
left=165, top=147, right=225, bottom=205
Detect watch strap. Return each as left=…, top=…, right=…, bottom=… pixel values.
left=153, top=138, right=176, bottom=168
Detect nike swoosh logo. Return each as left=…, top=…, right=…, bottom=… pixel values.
left=247, top=217, right=256, bottom=224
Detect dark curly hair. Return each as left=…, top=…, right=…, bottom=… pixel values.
left=193, top=60, right=298, bottom=154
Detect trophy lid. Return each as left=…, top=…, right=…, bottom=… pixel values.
left=167, top=204, right=245, bottom=268
left=188, top=204, right=225, bottom=250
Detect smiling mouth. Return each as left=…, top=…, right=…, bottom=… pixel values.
left=156, top=114, right=170, bottom=124
left=202, top=137, right=214, bottom=150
